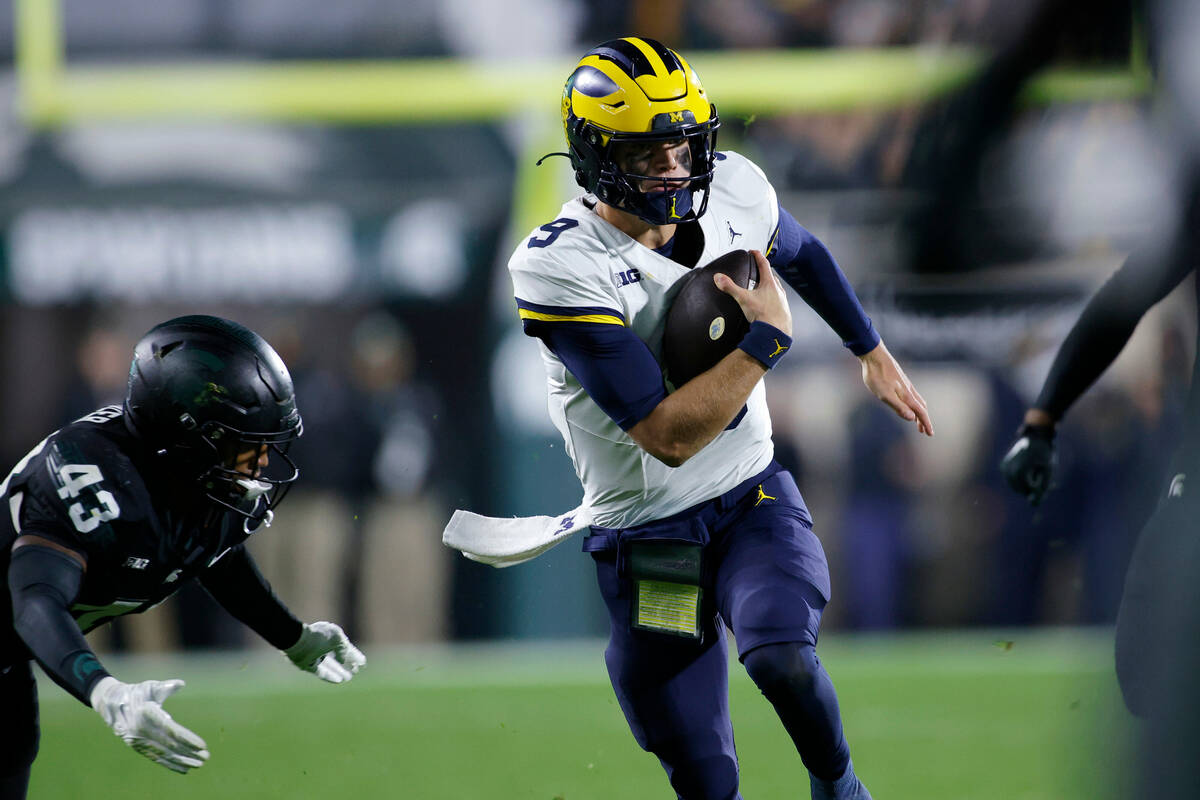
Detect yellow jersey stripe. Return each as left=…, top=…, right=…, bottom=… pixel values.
left=765, top=225, right=781, bottom=258
left=518, top=309, right=625, bottom=326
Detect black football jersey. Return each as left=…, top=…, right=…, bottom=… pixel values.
left=1, top=406, right=263, bottom=653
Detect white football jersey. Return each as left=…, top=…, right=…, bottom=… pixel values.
left=509, top=151, right=781, bottom=528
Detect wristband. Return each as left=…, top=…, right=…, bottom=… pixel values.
left=738, top=321, right=792, bottom=369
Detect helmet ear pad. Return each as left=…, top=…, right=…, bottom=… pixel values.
left=567, top=118, right=627, bottom=210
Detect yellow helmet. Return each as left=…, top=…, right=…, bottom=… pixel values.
left=557, top=37, right=720, bottom=225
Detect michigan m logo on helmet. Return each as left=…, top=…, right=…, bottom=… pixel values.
left=558, top=37, right=720, bottom=226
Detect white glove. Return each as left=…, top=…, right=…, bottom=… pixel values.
left=284, top=621, right=366, bottom=683
left=90, top=676, right=209, bottom=774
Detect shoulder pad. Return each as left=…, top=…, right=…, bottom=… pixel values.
left=70, top=404, right=125, bottom=426
left=512, top=216, right=609, bottom=271
left=18, top=424, right=149, bottom=544
left=713, top=151, right=772, bottom=192
left=509, top=214, right=621, bottom=315
left=707, top=150, right=780, bottom=242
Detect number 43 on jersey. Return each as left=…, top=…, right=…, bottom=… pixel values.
left=56, top=464, right=121, bottom=533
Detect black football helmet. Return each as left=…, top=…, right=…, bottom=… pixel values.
left=124, top=315, right=303, bottom=528
left=558, top=37, right=720, bottom=225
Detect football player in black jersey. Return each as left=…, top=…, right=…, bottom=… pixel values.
left=0, top=315, right=365, bottom=799
left=1001, top=0, right=1200, bottom=792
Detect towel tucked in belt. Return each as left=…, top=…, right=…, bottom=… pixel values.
left=441, top=505, right=592, bottom=568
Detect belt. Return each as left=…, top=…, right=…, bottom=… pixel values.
left=582, top=460, right=783, bottom=553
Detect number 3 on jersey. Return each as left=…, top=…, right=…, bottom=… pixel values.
left=56, top=464, right=121, bottom=533
left=528, top=218, right=578, bottom=249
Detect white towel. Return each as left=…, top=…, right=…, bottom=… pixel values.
left=441, top=505, right=592, bottom=568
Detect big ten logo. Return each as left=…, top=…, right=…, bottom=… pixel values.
left=560, top=89, right=572, bottom=129
left=614, top=268, right=643, bottom=287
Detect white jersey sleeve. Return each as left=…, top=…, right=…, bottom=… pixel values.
left=510, top=216, right=624, bottom=325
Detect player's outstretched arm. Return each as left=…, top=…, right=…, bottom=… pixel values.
left=1001, top=247, right=1192, bottom=506
left=628, top=251, right=792, bottom=466
left=200, top=546, right=364, bottom=682
left=9, top=537, right=208, bottom=773
left=858, top=341, right=933, bottom=437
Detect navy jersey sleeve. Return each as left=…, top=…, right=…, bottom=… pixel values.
left=1035, top=246, right=1194, bottom=420
left=519, top=304, right=666, bottom=431
left=767, top=206, right=880, bottom=356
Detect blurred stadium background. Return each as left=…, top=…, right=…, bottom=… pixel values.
left=2, top=0, right=1180, bottom=796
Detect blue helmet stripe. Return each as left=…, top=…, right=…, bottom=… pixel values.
left=590, top=39, right=655, bottom=79
left=643, top=39, right=683, bottom=74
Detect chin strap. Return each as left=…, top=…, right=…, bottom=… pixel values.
left=235, top=478, right=274, bottom=532
left=536, top=151, right=571, bottom=166
left=243, top=509, right=273, bottom=534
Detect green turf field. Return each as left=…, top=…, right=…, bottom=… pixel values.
left=31, top=629, right=1131, bottom=799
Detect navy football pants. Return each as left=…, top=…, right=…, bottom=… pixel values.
left=591, top=468, right=850, bottom=800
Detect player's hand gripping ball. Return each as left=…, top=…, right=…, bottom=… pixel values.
left=662, top=249, right=758, bottom=386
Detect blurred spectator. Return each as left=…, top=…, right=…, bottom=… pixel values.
left=1077, top=386, right=1172, bottom=620
left=689, top=0, right=818, bottom=49
left=900, top=0, right=1136, bottom=273
left=840, top=398, right=922, bottom=629
left=353, top=312, right=438, bottom=500
left=341, top=312, right=442, bottom=640
left=246, top=309, right=449, bottom=646
left=976, top=362, right=1041, bottom=625
left=994, top=386, right=1160, bottom=624
left=752, top=111, right=916, bottom=191
left=988, top=337, right=1178, bottom=626
left=57, top=319, right=134, bottom=425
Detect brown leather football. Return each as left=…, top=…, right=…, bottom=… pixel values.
left=661, top=249, right=758, bottom=386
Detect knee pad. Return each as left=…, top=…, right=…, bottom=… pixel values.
left=665, top=753, right=740, bottom=800
left=744, top=642, right=819, bottom=699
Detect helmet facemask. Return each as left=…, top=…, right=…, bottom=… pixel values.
left=192, top=418, right=302, bottom=531
left=590, top=122, right=720, bottom=226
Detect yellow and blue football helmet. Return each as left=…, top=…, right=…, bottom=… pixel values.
left=558, top=37, right=720, bottom=225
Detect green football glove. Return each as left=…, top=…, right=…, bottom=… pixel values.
left=284, top=621, right=366, bottom=683
left=90, top=676, right=209, bottom=774
left=1000, top=423, right=1057, bottom=507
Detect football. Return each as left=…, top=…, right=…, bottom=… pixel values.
left=661, top=249, right=758, bottom=386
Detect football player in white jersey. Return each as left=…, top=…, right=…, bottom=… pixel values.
left=509, top=37, right=932, bottom=800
